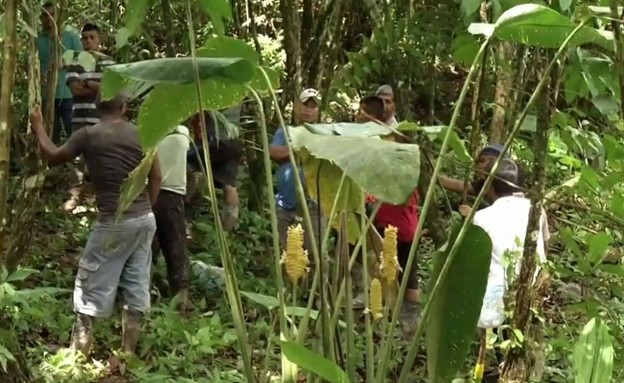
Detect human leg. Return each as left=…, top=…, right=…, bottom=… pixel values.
left=117, top=213, right=157, bottom=353
left=153, top=191, right=188, bottom=296
left=58, top=99, right=74, bottom=142
left=51, top=99, right=63, bottom=145
left=70, top=219, right=140, bottom=354
left=396, top=239, right=421, bottom=333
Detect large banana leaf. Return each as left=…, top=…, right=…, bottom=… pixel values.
left=574, top=318, right=614, bottom=383
left=426, top=223, right=492, bottom=383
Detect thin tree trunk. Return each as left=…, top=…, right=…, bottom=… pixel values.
left=499, top=55, right=551, bottom=383
left=161, top=0, right=176, bottom=57
left=43, top=0, right=65, bottom=134
left=490, top=42, right=514, bottom=144
left=610, top=0, right=624, bottom=119
left=0, top=0, right=19, bottom=254
left=279, top=0, right=302, bottom=112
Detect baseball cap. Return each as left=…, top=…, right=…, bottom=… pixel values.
left=299, top=88, right=320, bottom=103
left=375, top=84, right=394, bottom=98
left=479, top=144, right=510, bottom=158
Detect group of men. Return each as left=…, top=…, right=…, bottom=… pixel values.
left=32, top=1, right=548, bottom=357
left=34, top=3, right=243, bottom=355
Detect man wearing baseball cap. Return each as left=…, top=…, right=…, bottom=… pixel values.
left=375, top=84, right=399, bottom=127
left=270, top=88, right=325, bottom=261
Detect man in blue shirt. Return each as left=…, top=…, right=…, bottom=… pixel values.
left=36, top=2, right=83, bottom=144
left=270, top=88, right=325, bottom=256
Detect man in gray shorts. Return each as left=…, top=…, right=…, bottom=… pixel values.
left=29, top=92, right=162, bottom=355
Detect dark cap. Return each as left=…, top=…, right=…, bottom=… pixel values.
left=479, top=144, right=510, bottom=158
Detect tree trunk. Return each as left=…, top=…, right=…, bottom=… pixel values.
left=279, top=0, right=302, bottom=113
left=161, top=0, right=176, bottom=57
left=499, top=56, right=551, bottom=383
left=490, top=42, right=514, bottom=144
left=0, top=0, right=18, bottom=254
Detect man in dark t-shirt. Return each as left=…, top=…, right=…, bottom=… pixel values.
left=29, top=93, right=162, bottom=356
left=64, top=22, right=116, bottom=212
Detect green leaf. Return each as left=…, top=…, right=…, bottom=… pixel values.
left=587, top=232, right=612, bottom=266
left=61, top=51, right=97, bottom=71
left=451, top=34, right=480, bottom=67
left=461, top=0, right=481, bottom=18
left=280, top=341, right=351, bottom=383
left=559, top=0, right=573, bottom=12
left=437, top=127, right=472, bottom=163
left=288, top=127, right=421, bottom=205
left=102, top=57, right=255, bottom=86
left=426, top=223, right=493, bottom=383
left=137, top=78, right=248, bottom=149
left=468, top=4, right=613, bottom=50
left=116, top=150, right=155, bottom=220
left=591, top=95, right=619, bottom=116
left=115, top=27, right=131, bottom=49
left=199, top=0, right=233, bottom=35
left=6, top=268, right=38, bottom=283
left=241, top=292, right=279, bottom=310
left=304, top=122, right=391, bottom=137
left=199, top=37, right=258, bottom=63
left=573, top=318, right=614, bottom=383
left=124, top=0, right=153, bottom=36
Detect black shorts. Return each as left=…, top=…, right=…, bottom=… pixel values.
left=187, top=139, right=242, bottom=189
left=396, top=239, right=419, bottom=290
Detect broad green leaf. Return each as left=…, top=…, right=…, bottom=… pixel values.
left=559, top=0, right=573, bottom=12
left=199, top=37, right=259, bottom=63
left=241, top=291, right=279, bottom=310
left=468, top=4, right=613, bottom=50
left=102, top=57, right=255, bottom=85
left=61, top=50, right=97, bottom=71
left=573, top=318, right=614, bottom=383
left=6, top=268, right=38, bottom=283
left=116, top=150, right=155, bottom=220
left=451, top=34, right=480, bottom=67
left=137, top=78, right=248, bottom=149
left=611, top=193, right=624, bottom=217
left=426, top=223, right=492, bottom=383
left=124, top=0, right=153, bottom=36
left=288, top=127, right=421, bottom=205
left=437, top=127, right=472, bottom=163
left=199, top=0, right=233, bottom=35
left=586, top=232, right=612, bottom=266
left=461, top=0, right=481, bottom=18
left=588, top=6, right=622, bottom=16
left=303, top=122, right=391, bottom=137
left=280, top=341, right=351, bottom=383
left=591, top=95, right=619, bottom=116
left=115, top=27, right=131, bottom=49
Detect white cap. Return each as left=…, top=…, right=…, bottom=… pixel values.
left=375, top=84, right=394, bottom=98
left=299, top=88, right=321, bottom=103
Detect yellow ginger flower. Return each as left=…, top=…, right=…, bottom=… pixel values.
left=473, top=362, right=484, bottom=380
left=370, top=278, right=383, bottom=320
left=280, top=224, right=309, bottom=284
left=379, top=225, right=400, bottom=283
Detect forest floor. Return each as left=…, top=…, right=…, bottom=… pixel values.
left=9, top=170, right=615, bottom=383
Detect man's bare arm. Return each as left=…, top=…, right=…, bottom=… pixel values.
left=30, top=107, right=75, bottom=167
left=68, top=80, right=97, bottom=97
left=147, top=154, right=162, bottom=206
left=269, top=145, right=289, bottom=163
left=439, top=175, right=475, bottom=195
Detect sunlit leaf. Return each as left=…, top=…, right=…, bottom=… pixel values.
left=199, top=37, right=258, bottom=63
left=451, top=34, right=480, bottom=67
left=241, top=291, right=279, bottom=310
left=280, top=341, right=351, bottom=383
left=288, top=126, right=420, bottom=205
left=199, top=0, right=233, bottom=35
left=115, top=27, right=131, bottom=49
left=586, top=232, right=612, bottom=266
left=573, top=318, right=614, bottom=383
left=461, top=0, right=481, bottom=18
left=559, top=0, right=573, bottom=12
left=6, top=268, right=38, bottom=283
left=116, top=150, right=155, bottom=220
left=102, top=57, right=255, bottom=86
left=426, top=223, right=492, bottom=383
left=124, top=0, right=153, bottom=36
left=468, top=4, right=613, bottom=50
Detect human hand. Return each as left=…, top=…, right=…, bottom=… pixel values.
left=29, top=105, right=44, bottom=128
left=458, top=204, right=472, bottom=217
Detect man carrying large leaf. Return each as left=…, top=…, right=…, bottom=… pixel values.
left=64, top=22, right=116, bottom=213
left=270, top=89, right=325, bottom=256
left=29, top=93, right=162, bottom=356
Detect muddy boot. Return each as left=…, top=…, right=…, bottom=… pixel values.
left=400, top=302, right=422, bottom=336
left=69, top=313, right=94, bottom=356
left=121, top=308, right=143, bottom=354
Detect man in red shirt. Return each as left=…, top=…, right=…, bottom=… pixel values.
left=358, top=95, right=422, bottom=332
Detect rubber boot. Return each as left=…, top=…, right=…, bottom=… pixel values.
left=69, top=313, right=94, bottom=356
left=121, top=308, right=143, bottom=354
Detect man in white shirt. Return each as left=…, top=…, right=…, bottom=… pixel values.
left=472, top=158, right=547, bottom=329
left=152, top=125, right=191, bottom=308
left=375, top=84, right=399, bottom=127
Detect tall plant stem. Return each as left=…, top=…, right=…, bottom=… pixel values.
left=395, top=19, right=591, bottom=383
left=185, top=1, right=254, bottom=381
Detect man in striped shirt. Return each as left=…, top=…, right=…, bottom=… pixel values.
left=64, top=23, right=116, bottom=212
